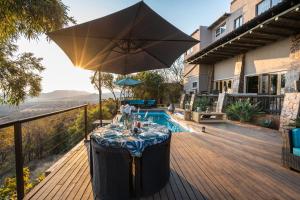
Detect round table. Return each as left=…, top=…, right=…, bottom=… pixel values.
left=90, top=122, right=172, bottom=197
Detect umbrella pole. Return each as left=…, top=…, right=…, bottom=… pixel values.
left=98, top=71, right=103, bottom=127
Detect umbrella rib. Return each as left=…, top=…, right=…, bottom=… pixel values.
left=142, top=49, right=170, bottom=68
left=50, top=34, right=198, bottom=43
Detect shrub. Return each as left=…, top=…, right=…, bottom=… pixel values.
left=226, top=99, right=260, bottom=122
left=194, top=97, right=210, bottom=112
left=289, top=117, right=300, bottom=128
left=0, top=167, right=35, bottom=199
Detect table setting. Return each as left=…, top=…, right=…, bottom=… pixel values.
left=90, top=104, right=172, bottom=198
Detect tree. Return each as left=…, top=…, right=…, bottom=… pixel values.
left=0, top=0, right=75, bottom=105
left=0, top=43, right=44, bottom=105
left=91, top=72, right=119, bottom=103
left=160, top=56, right=184, bottom=85
left=132, top=71, right=164, bottom=100
left=0, top=0, right=75, bottom=43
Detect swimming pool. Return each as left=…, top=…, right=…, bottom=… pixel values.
left=133, top=111, right=188, bottom=133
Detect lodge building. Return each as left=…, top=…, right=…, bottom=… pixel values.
left=184, top=0, right=300, bottom=95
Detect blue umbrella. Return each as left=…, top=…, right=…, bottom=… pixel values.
left=115, top=78, right=141, bottom=86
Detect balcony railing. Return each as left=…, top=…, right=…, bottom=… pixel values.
left=225, top=94, right=284, bottom=115
left=0, top=105, right=88, bottom=200
left=193, top=94, right=284, bottom=115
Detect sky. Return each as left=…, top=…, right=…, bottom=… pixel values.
left=17, top=0, right=231, bottom=93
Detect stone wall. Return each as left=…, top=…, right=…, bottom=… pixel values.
left=279, top=93, right=300, bottom=131
left=232, top=54, right=245, bottom=93
left=279, top=34, right=300, bottom=131
left=285, top=34, right=300, bottom=92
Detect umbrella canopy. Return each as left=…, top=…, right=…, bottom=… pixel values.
left=48, top=1, right=198, bottom=75
left=115, top=77, right=141, bottom=86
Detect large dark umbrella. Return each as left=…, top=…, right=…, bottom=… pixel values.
left=48, top=1, right=198, bottom=126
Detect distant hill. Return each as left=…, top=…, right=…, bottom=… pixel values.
left=28, top=90, right=119, bottom=102
left=0, top=90, right=120, bottom=124
left=32, top=90, right=91, bottom=100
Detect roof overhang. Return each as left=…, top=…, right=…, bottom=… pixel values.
left=186, top=0, right=300, bottom=65
left=208, top=13, right=231, bottom=29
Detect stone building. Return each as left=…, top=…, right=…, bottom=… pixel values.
left=184, top=0, right=300, bottom=96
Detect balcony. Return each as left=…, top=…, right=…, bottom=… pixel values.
left=19, top=114, right=300, bottom=199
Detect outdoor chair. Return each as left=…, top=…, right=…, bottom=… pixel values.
left=282, top=128, right=300, bottom=171
left=291, top=129, right=300, bottom=156
left=139, top=134, right=171, bottom=197
left=145, top=99, right=156, bottom=108
left=90, top=139, right=133, bottom=200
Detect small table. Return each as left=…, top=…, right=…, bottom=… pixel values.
left=90, top=122, right=171, bottom=197
left=91, top=122, right=171, bottom=157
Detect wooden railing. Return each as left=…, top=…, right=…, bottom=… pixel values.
left=0, top=104, right=88, bottom=200
left=193, top=94, right=284, bottom=115
left=225, top=94, right=284, bottom=115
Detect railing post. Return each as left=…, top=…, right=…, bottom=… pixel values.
left=84, top=105, right=88, bottom=140
left=14, top=122, right=24, bottom=200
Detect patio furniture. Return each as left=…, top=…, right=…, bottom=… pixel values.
left=90, top=123, right=171, bottom=197
left=192, top=112, right=227, bottom=123
left=138, top=134, right=171, bottom=197
left=192, top=93, right=227, bottom=123
left=121, top=99, right=157, bottom=108
left=282, top=128, right=300, bottom=171
left=90, top=139, right=133, bottom=200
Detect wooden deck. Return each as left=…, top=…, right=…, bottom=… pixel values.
left=25, top=123, right=300, bottom=200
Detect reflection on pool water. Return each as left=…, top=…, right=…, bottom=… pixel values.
left=133, top=111, right=188, bottom=133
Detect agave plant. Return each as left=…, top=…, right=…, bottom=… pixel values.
left=226, top=99, right=260, bottom=122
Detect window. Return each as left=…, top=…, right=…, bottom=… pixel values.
left=270, top=74, right=278, bottom=95
left=192, top=82, right=197, bottom=88
left=246, top=76, right=259, bottom=93
left=261, top=74, right=269, bottom=94
left=215, top=23, right=226, bottom=37
left=272, top=0, right=282, bottom=6
left=228, top=80, right=232, bottom=89
left=280, top=74, right=286, bottom=88
left=215, top=82, right=219, bottom=90
left=234, top=16, right=243, bottom=29
left=186, top=47, right=193, bottom=55
left=219, top=81, right=223, bottom=92
left=256, top=0, right=282, bottom=16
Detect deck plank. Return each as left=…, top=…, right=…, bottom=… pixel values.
left=25, top=123, right=300, bottom=200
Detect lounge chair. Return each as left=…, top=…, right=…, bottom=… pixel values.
left=282, top=128, right=300, bottom=171
left=90, top=139, right=133, bottom=200
left=137, top=134, right=171, bottom=197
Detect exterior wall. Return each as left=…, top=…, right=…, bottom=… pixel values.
left=244, top=38, right=291, bottom=76
left=183, top=74, right=199, bottom=93
left=198, top=64, right=211, bottom=93
left=211, top=9, right=243, bottom=42
left=199, top=26, right=212, bottom=49
left=183, top=29, right=201, bottom=93
left=211, top=18, right=229, bottom=42
left=230, top=0, right=263, bottom=22
left=214, top=57, right=236, bottom=80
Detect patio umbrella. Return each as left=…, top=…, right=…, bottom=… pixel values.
left=48, top=1, right=198, bottom=126
left=115, top=77, right=142, bottom=99
left=115, top=77, right=141, bottom=86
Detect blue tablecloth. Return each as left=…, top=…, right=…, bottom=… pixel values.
left=91, top=122, right=171, bottom=157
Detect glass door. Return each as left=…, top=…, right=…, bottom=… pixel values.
left=246, top=76, right=259, bottom=93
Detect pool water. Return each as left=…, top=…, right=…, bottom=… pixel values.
left=133, top=111, right=188, bottom=133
